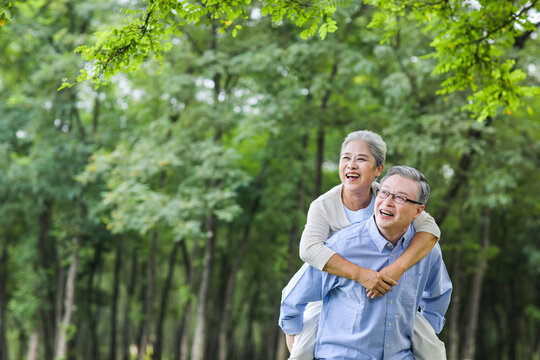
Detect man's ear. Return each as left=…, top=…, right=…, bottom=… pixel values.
left=413, top=205, right=425, bottom=219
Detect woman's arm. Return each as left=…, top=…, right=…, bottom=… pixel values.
left=299, top=199, right=338, bottom=270
left=323, top=254, right=397, bottom=298
left=371, top=211, right=440, bottom=297
left=300, top=195, right=396, bottom=297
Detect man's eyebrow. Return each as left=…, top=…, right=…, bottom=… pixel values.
left=380, top=186, right=410, bottom=196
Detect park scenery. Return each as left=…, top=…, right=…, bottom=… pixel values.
left=0, top=1, right=539, bottom=359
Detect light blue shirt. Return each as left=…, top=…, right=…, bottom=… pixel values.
left=279, top=216, right=452, bottom=360
left=343, top=194, right=375, bottom=224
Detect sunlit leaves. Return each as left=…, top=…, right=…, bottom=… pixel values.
left=67, top=0, right=343, bottom=87
left=366, top=0, right=540, bottom=121
left=0, top=0, right=14, bottom=26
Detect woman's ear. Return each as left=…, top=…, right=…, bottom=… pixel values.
left=375, top=164, right=384, bottom=177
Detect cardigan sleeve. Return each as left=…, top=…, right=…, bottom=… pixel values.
left=412, top=210, right=441, bottom=239
left=299, top=199, right=337, bottom=270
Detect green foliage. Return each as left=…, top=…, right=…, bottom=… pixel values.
left=366, top=0, right=540, bottom=121
left=78, top=118, right=250, bottom=239
left=0, top=0, right=14, bottom=26
left=1, top=1, right=539, bottom=359
left=65, top=0, right=343, bottom=87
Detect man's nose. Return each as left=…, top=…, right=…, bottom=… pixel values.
left=383, top=195, right=396, bottom=206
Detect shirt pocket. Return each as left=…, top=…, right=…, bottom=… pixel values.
left=399, top=267, right=422, bottom=309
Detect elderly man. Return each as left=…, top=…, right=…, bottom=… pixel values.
left=279, top=166, right=452, bottom=360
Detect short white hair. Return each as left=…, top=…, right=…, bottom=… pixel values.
left=341, top=130, right=386, bottom=167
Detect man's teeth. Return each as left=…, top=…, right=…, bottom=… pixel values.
left=347, top=174, right=359, bottom=178
left=381, top=210, right=393, bottom=216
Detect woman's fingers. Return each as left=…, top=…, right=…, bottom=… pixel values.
left=365, top=272, right=398, bottom=298
left=381, top=275, right=398, bottom=287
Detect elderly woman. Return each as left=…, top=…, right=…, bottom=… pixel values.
left=286, top=130, right=446, bottom=360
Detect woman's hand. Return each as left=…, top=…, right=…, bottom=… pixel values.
left=355, top=268, right=397, bottom=299
left=286, top=334, right=295, bottom=352
left=365, top=264, right=403, bottom=298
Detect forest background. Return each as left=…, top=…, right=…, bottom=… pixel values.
left=0, top=0, right=539, bottom=360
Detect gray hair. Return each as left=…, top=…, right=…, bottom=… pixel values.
left=380, top=165, right=431, bottom=205
left=341, top=130, right=386, bottom=167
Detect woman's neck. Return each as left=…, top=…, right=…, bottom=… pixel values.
left=341, top=186, right=373, bottom=211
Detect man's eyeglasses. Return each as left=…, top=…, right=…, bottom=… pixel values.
left=375, top=189, right=423, bottom=206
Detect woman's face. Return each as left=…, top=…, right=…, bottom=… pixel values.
left=339, top=140, right=384, bottom=194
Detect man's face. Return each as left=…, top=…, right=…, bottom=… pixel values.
left=374, top=174, right=425, bottom=233
left=339, top=140, right=384, bottom=193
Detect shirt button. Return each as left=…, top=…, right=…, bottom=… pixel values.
left=388, top=323, right=392, bottom=327
left=386, top=344, right=390, bottom=348
left=389, top=300, right=394, bottom=305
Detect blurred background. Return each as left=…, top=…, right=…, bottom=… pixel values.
left=0, top=1, right=539, bottom=359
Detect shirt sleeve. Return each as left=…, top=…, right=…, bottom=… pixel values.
left=279, top=264, right=325, bottom=334
left=419, top=246, right=453, bottom=334
left=299, top=200, right=337, bottom=270
left=412, top=210, right=441, bottom=239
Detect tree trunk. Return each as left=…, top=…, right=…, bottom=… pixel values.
left=54, top=236, right=82, bottom=359
left=217, top=161, right=268, bottom=360
left=26, top=331, right=39, bottom=360
left=109, top=238, right=122, bottom=360
left=276, top=133, right=309, bottom=360
left=0, top=236, right=9, bottom=360
left=507, top=284, right=521, bottom=360
left=461, top=207, right=491, bottom=360
left=312, top=60, right=337, bottom=199
left=436, top=120, right=491, bottom=225
left=121, top=251, right=138, bottom=360
left=138, top=229, right=159, bottom=360
left=312, top=126, right=325, bottom=200
left=54, top=260, right=65, bottom=352
left=243, top=284, right=261, bottom=360
left=86, top=242, right=103, bottom=360
left=37, top=202, right=56, bottom=360
left=448, top=248, right=462, bottom=360
left=139, top=163, right=167, bottom=360
left=153, top=240, right=180, bottom=360
left=178, top=238, right=196, bottom=360
left=191, top=213, right=218, bottom=360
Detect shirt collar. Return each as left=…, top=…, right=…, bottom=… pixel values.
left=367, top=215, right=416, bottom=252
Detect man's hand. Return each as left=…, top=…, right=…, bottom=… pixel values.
left=355, top=268, right=397, bottom=299
left=286, top=334, right=295, bottom=352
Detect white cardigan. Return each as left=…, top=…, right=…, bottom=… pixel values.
left=299, top=183, right=441, bottom=270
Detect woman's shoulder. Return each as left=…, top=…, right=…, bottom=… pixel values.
left=313, top=184, right=342, bottom=204
left=308, top=184, right=342, bottom=213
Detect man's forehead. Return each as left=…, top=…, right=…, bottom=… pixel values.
left=380, top=175, right=418, bottom=194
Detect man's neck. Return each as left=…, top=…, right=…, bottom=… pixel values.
left=374, top=221, right=408, bottom=246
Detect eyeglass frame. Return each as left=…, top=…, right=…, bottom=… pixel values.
left=375, top=188, right=423, bottom=206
